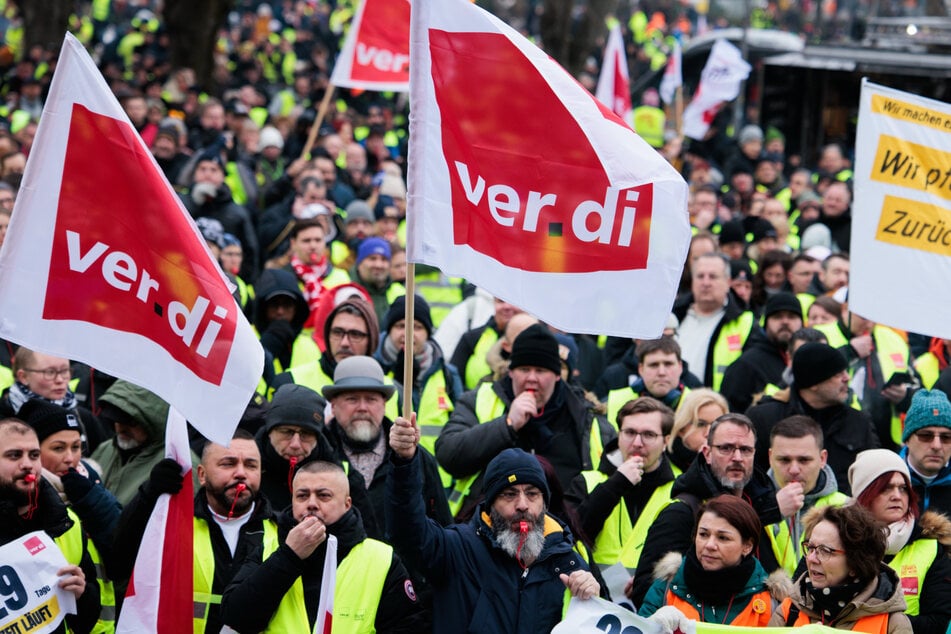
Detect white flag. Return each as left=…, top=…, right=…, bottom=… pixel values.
left=595, top=23, right=633, bottom=123
left=682, top=39, right=750, bottom=140
left=659, top=40, right=682, bottom=105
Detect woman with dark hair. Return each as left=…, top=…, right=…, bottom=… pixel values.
left=750, top=250, right=792, bottom=313
left=772, top=503, right=913, bottom=633
left=850, top=449, right=951, bottom=634
left=639, top=494, right=789, bottom=626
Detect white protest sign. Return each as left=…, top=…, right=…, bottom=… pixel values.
left=554, top=597, right=664, bottom=634
left=0, top=531, right=77, bottom=634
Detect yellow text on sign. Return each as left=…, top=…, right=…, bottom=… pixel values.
left=872, top=135, right=951, bottom=202
left=876, top=194, right=951, bottom=256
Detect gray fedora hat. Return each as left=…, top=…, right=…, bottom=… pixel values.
left=322, top=356, right=396, bottom=400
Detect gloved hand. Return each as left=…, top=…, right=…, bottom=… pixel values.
left=259, top=319, right=297, bottom=357
left=649, top=605, right=696, bottom=634
left=142, top=458, right=184, bottom=499
left=60, top=468, right=95, bottom=501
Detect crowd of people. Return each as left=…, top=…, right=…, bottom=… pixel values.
left=1, top=1, right=951, bottom=634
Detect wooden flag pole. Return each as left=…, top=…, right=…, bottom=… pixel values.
left=300, top=84, right=337, bottom=160
left=401, top=263, right=417, bottom=419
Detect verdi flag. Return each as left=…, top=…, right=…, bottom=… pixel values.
left=659, top=40, right=682, bottom=105
left=0, top=34, right=263, bottom=446
left=682, top=39, right=750, bottom=140
left=595, top=22, right=633, bottom=123
left=407, top=0, right=690, bottom=337
left=331, top=0, right=411, bottom=91
left=849, top=80, right=951, bottom=338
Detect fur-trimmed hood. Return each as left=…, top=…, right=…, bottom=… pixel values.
left=651, top=551, right=792, bottom=601
left=918, top=510, right=951, bottom=552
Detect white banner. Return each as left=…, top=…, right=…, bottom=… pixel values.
left=0, top=531, right=77, bottom=634
left=554, top=597, right=663, bottom=633
left=683, top=40, right=750, bottom=140
left=849, top=80, right=951, bottom=338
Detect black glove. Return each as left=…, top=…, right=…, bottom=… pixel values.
left=142, top=458, right=184, bottom=498
left=259, top=319, right=297, bottom=357
left=60, top=468, right=96, bottom=501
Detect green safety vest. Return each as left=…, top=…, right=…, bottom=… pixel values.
left=464, top=327, right=499, bottom=390
left=263, top=538, right=392, bottom=633
left=710, top=312, right=756, bottom=392
left=797, top=294, right=816, bottom=321
left=331, top=242, right=351, bottom=268
left=283, top=358, right=399, bottom=420
left=88, top=539, right=116, bottom=633
left=446, top=383, right=605, bottom=516
left=193, top=517, right=280, bottom=633
left=605, top=387, right=690, bottom=427
left=580, top=473, right=673, bottom=570
left=411, top=367, right=455, bottom=488
left=414, top=271, right=463, bottom=328
left=632, top=106, right=666, bottom=149
left=0, top=364, right=12, bottom=394
left=765, top=492, right=848, bottom=576
left=888, top=537, right=939, bottom=616
left=914, top=353, right=941, bottom=390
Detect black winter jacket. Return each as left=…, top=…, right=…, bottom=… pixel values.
left=720, top=326, right=788, bottom=413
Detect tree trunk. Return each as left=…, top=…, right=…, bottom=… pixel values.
left=163, top=0, right=232, bottom=90
left=18, top=0, right=72, bottom=54
left=540, top=0, right=620, bottom=77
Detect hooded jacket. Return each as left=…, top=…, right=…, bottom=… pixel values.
left=886, top=511, right=951, bottom=634
left=385, top=450, right=590, bottom=633
left=220, top=506, right=425, bottom=633
left=901, top=446, right=951, bottom=517
left=630, top=454, right=782, bottom=607
left=747, top=386, right=879, bottom=496
left=253, top=268, right=315, bottom=375
left=721, top=326, right=790, bottom=413
left=90, top=380, right=170, bottom=506
left=180, top=183, right=259, bottom=281
left=770, top=565, right=912, bottom=634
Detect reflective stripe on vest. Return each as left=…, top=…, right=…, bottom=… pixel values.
left=711, top=312, right=756, bottom=392
left=580, top=472, right=673, bottom=570
left=464, top=328, right=499, bottom=390
left=88, top=539, right=116, bottom=633
left=264, top=538, right=392, bottom=633
left=766, top=492, right=848, bottom=576
left=887, top=537, right=939, bottom=616
left=667, top=589, right=773, bottom=625
left=193, top=517, right=280, bottom=632
left=779, top=597, right=889, bottom=633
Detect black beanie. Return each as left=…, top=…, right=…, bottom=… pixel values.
left=18, top=399, right=82, bottom=443
left=265, top=384, right=326, bottom=434
left=792, top=342, right=848, bottom=389
left=482, top=448, right=550, bottom=506
left=383, top=294, right=433, bottom=337
left=510, top=324, right=561, bottom=374
left=764, top=291, right=803, bottom=320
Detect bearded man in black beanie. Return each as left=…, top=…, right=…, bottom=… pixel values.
left=747, top=342, right=879, bottom=494
left=436, top=323, right=615, bottom=519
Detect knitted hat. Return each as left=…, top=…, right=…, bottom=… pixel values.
left=509, top=324, right=561, bottom=374
left=902, top=389, right=951, bottom=442
left=383, top=294, right=433, bottom=337
left=344, top=200, right=374, bottom=224
left=259, top=126, right=284, bottom=151
left=356, top=237, right=391, bottom=265
left=17, top=399, right=81, bottom=444
left=265, top=384, right=326, bottom=434
left=196, top=216, right=225, bottom=249
left=764, top=292, right=803, bottom=320
left=730, top=259, right=752, bottom=282
left=719, top=220, right=745, bottom=245
left=322, top=356, right=396, bottom=400
left=482, top=448, right=550, bottom=507
left=748, top=217, right=778, bottom=243
left=738, top=125, right=764, bottom=145
left=792, top=342, right=848, bottom=389
left=848, top=449, right=910, bottom=499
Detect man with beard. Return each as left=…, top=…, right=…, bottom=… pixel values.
left=321, top=356, right=450, bottom=533
left=109, top=430, right=277, bottom=633
left=386, top=424, right=600, bottom=632
left=0, top=418, right=100, bottom=634
left=629, top=414, right=782, bottom=607
left=721, top=292, right=804, bottom=413
left=567, top=397, right=677, bottom=572
left=221, top=461, right=424, bottom=632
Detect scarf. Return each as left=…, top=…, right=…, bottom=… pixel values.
left=885, top=517, right=915, bottom=555
left=8, top=381, right=78, bottom=413
left=682, top=547, right=757, bottom=605
left=290, top=253, right=329, bottom=314
left=803, top=574, right=866, bottom=621
left=383, top=337, right=435, bottom=389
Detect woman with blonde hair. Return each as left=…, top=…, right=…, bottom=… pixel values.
left=666, top=388, right=728, bottom=474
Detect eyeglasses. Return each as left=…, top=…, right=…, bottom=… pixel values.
left=711, top=443, right=755, bottom=458
left=329, top=328, right=368, bottom=343
left=802, top=541, right=846, bottom=560
left=620, top=429, right=661, bottom=442
left=271, top=427, right=318, bottom=443
left=23, top=367, right=71, bottom=380
left=913, top=430, right=951, bottom=444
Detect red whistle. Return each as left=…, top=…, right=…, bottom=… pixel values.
left=234, top=483, right=247, bottom=494
left=519, top=521, right=528, bottom=533
left=23, top=474, right=36, bottom=483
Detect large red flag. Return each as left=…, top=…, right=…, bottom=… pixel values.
left=331, top=0, right=411, bottom=92
left=0, top=34, right=263, bottom=445
left=407, top=0, right=690, bottom=337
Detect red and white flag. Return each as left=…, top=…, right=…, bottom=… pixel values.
left=595, top=23, right=632, bottom=124
left=659, top=40, right=682, bottom=105
left=407, top=0, right=690, bottom=337
left=682, top=39, right=751, bottom=140
left=330, top=0, right=411, bottom=92
left=0, top=34, right=263, bottom=446
left=116, top=409, right=193, bottom=633
left=312, top=534, right=338, bottom=634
